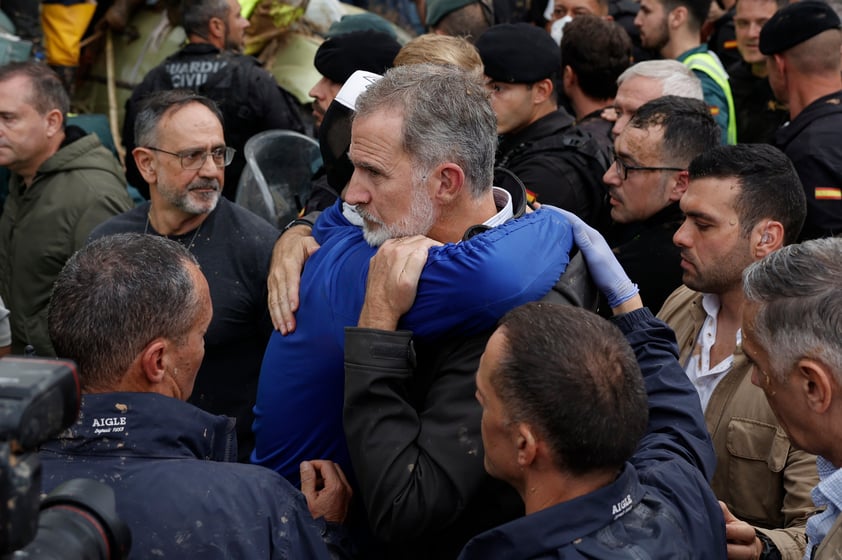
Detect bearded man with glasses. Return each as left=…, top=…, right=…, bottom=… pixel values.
left=601, top=95, right=719, bottom=314
left=89, top=89, right=280, bottom=462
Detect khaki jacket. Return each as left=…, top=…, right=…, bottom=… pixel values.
left=815, top=514, right=842, bottom=559
left=658, top=286, right=819, bottom=559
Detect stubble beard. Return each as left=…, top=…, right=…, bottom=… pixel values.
left=643, top=17, right=671, bottom=54
left=161, top=177, right=222, bottom=216
left=682, top=243, right=754, bottom=295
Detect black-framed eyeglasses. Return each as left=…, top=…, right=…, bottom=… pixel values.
left=612, top=153, right=685, bottom=181
left=146, top=146, right=236, bottom=170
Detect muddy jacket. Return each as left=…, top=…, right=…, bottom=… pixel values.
left=458, top=309, right=727, bottom=559
left=0, top=127, right=131, bottom=355
left=39, top=392, right=336, bottom=560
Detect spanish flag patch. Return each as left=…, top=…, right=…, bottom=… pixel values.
left=709, top=106, right=720, bottom=116
left=815, top=187, right=842, bottom=200
left=526, top=190, right=538, bottom=205
left=724, top=40, right=738, bottom=49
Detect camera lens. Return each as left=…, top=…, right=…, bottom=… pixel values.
left=14, top=479, right=130, bottom=560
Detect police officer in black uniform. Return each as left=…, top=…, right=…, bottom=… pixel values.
left=476, top=23, right=611, bottom=231
left=760, top=0, right=842, bottom=240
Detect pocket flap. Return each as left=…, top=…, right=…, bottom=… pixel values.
left=726, top=417, right=788, bottom=472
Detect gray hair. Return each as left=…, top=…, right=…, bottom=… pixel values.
left=48, top=234, right=201, bottom=392
left=181, top=0, right=230, bottom=37
left=617, top=60, right=703, bottom=100
left=742, top=238, right=842, bottom=383
left=353, top=63, right=496, bottom=198
left=134, top=89, right=224, bottom=148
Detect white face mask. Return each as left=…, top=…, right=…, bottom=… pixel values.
left=550, top=15, right=572, bottom=45
left=543, top=0, right=555, bottom=21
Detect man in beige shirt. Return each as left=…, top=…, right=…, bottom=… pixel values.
left=658, top=143, right=815, bottom=559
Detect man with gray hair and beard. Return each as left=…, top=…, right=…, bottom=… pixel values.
left=90, top=89, right=279, bottom=463
left=253, top=63, right=589, bottom=557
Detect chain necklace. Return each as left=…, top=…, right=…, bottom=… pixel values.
left=145, top=213, right=203, bottom=251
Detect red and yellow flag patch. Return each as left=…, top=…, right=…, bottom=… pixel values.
left=815, top=187, right=842, bottom=200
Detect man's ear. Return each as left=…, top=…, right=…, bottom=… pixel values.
left=798, top=358, right=835, bottom=415
left=562, top=65, right=576, bottom=92
left=133, top=147, right=158, bottom=184
left=140, top=338, right=168, bottom=385
left=752, top=220, right=784, bottom=258
left=516, top=423, right=539, bottom=467
left=533, top=78, right=555, bottom=105
left=207, top=16, right=226, bottom=42
left=668, top=170, right=690, bottom=201
left=432, top=162, right=466, bottom=204
left=45, top=108, right=63, bottom=138
left=668, top=5, right=687, bottom=29
left=773, top=53, right=786, bottom=77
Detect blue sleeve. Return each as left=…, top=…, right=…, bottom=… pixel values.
left=402, top=209, right=574, bottom=340
left=611, top=308, right=717, bottom=481
left=312, top=206, right=575, bottom=342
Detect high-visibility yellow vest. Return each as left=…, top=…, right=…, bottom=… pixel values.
left=684, top=51, right=738, bottom=145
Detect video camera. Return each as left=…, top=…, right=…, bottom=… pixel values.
left=0, top=357, right=131, bottom=559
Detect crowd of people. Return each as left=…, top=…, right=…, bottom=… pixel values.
left=1, top=0, right=842, bottom=557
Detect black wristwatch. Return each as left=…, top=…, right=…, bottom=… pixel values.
left=756, top=531, right=782, bottom=560
left=281, top=211, right=319, bottom=234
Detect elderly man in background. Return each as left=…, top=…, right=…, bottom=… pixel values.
left=739, top=237, right=842, bottom=558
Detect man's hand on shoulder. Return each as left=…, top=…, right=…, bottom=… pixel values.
left=267, top=224, right=320, bottom=335
left=546, top=206, right=641, bottom=315
left=357, top=235, right=443, bottom=331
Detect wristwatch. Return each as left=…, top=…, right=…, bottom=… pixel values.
left=756, top=531, right=782, bottom=560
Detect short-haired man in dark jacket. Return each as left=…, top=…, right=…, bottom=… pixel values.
left=476, top=22, right=612, bottom=231
left=760, top=0, right=842, bottom=240
left=603, top=95, right=719, bottom=314
left=40, top=233, right=351, bottom=560
left=459, top=209, right=727, bottom=558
